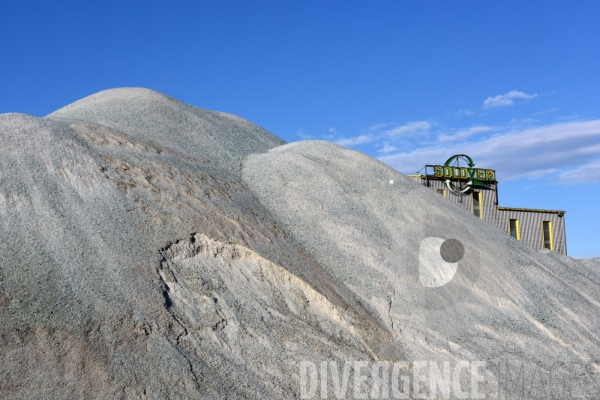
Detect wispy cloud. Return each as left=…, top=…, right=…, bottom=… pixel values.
left=331, top=121, right=431, bottom=148
left=378, top=142, right=398, bottom=154
left=437, top=126, right=493, bottom=142
left=533, top=107, right=559, bottom=116
left=483, top=90, right=538, bottom=109
left=558, top=159, right=600, bottom=183
left=384, top=121, right=431, bottom=137
left=296, top=129, right=313, bottom=139
left=334, top=134, right=372, bottom=146
left=379, top=119, right=600, bottom=182
left=368, top=123, right=389, bottom=131
left=456, top=109, right=475, bottom=116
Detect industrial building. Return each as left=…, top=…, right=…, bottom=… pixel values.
left=409, top=154, right=567, bottom=255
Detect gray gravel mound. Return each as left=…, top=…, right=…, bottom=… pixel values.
left=0, top=114, right=386, bottom=399
left=47, top=87, right=285, bottom=175
left=243, top=140, right=600, bottom=397
left=2, top=90, right=599, bottom=399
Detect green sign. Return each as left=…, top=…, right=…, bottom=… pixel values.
left=431, top=154, right=495, bottom=194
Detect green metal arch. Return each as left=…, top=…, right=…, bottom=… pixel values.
left=444, top=154, right=475, bottom=168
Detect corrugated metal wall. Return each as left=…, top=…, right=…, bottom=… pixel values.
left=414, top=176, right=567, bottom=255
left=423, top=178, right=498, bottom=223
left=492, top=209, right=566, bottom=254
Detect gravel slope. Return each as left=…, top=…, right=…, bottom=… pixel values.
left=0, top=112, right=387, bottom=399
left=242, top=140, right=600, bottom=397
left=47, top=87, right=285, bottom=175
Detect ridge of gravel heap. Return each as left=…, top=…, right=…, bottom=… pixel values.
left=48, top=87, right=285, bottom=175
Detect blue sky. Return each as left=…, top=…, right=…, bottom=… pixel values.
left=1, top=1, right=599, bottom=257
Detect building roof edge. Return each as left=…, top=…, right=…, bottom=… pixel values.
left=497, top=206, right=566, bottom=215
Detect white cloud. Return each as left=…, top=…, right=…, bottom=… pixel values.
left=385, top=121, right=431, bottom=137
left=558, top=159, right=600, bottom=183
left=368, top=123, right=389, bottom=131
left=334, top=134, right=372, bottom=146
left=329, top=127, right=337, bottom=134
left=296, top=129, right=313, bottom=139
left=331, top=121, right=431, bottom=149
left=378, top=142, right=398, bottom=154
left=505, top=90, right=538, bottom=99
left=533, top=107, right=559, bottom=116
left=438, top=126, right=493, bottom=142
left=483, top=90, right=538, bottom=109
left=456, top=109, right=475, bottom=116
left=483, top=95, right=514, bottom=108
left=379, top=119, right=600, bottom=182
